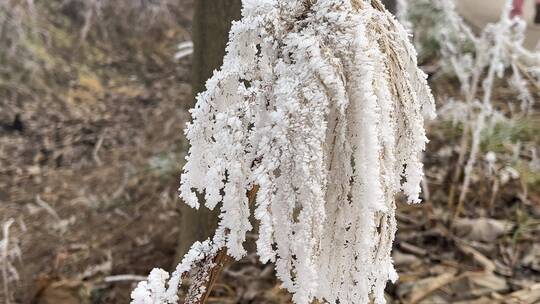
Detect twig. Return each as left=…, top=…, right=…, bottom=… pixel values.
left=35, top=195, right=61, bottom=222
left=110, top=170, right=130, bottom=201
left=104, top=274, right=148, bottom=283
left=193, top=249, right=231, bottom=304
left=447, top=123, right=470, bottom=209
left=186, top=187, right=258, bottom=304
left=1, top=219, right=15, bottom=304
left=175, top=41, right=194, bottom=61
left=92, top=134, right=104, bottom=166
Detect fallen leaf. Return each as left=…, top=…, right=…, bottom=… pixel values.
left=408, top=270, right=459, bottom=304
left=34, top=279, right=90, bottom=304
left=465, top=272, right=508, bottom=297
left=453, top=218, right=513, bottom=243
left=504, top=283, right=540, bottom=304
left=522, top=244, right=540, bottom=272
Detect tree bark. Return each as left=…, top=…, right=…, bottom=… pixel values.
left=191, top=0, right=242, bottom=98
left=177, top=0, right=242, bottom=259
left=382, top=0, right=397, bottom=14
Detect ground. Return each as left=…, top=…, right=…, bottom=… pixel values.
left=1, top=1, right=540, bottom=304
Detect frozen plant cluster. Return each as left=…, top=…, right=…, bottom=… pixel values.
left=416, top=0, right=540, bottom=207
left=133, top=0, right=435, bottom=303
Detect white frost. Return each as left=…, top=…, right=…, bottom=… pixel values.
left=133, top=0, right=435, bottom=303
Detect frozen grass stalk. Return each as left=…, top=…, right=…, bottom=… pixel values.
left=1, top=219, right=18, bottom=304
left=132, top=0, right=435, bottom=303
left=403, top=0, right=540, bottom=212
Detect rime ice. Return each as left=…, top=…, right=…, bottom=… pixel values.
left=133, top=0, right=435, bottom=303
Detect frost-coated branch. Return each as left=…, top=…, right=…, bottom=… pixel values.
left=133, top=0, right=435, bottom=303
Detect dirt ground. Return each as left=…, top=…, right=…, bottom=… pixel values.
left=1, top=1, right=540, bottom=304
left=0, top=2, right=194, bottom=303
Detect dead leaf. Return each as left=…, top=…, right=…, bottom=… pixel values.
left=454, top=296, right=503, bottom=304
left=465, top=272, right=508, bottom=297
left=453, top=218, right=513, bottom=243
left=503, top=283, right=540, bottom=304
left=34, top=279, right=91, bottom=304
left=408, top=269, right=459, bottom=304
left=522, top=243, right=540, bottom=271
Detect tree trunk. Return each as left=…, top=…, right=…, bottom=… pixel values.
left=382, top=0, right=397, bottom=14
left=177, top=0, right=242, bottom=259
left=191, top=0, right=242, bottom=98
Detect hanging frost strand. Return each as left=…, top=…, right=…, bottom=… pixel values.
left=133, top=0, right=435, bottom=303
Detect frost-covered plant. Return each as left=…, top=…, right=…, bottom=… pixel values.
left=1, top=219, right=22, bottom=304
left=0, top=0, right=37, bottom=74
left=63, top=0, right=176, bottom=41
left=395, top=0, right=411, bottom=29
left=423, top=0, right=540, bottom=208
left=133, top=0, right=435, bottom=303
left=394, top=0, right=449, bottom=61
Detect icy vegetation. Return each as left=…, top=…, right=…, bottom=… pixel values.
left=133, top=0, right=435, bottom=303
left=1, top=219, right=22, bottom=304
left=401, top=0, right=540, bottom=210
left=437, top=0, right=540, bottom=209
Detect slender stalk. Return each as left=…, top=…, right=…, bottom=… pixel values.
left=454, top=54, right=498, bottom=222
left=188, top=187, right=258, bottom=304
left=1, top=219, right=14, bottom=304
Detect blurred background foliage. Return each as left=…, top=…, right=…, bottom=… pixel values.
left=0, top=0, right=186, bottom=120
